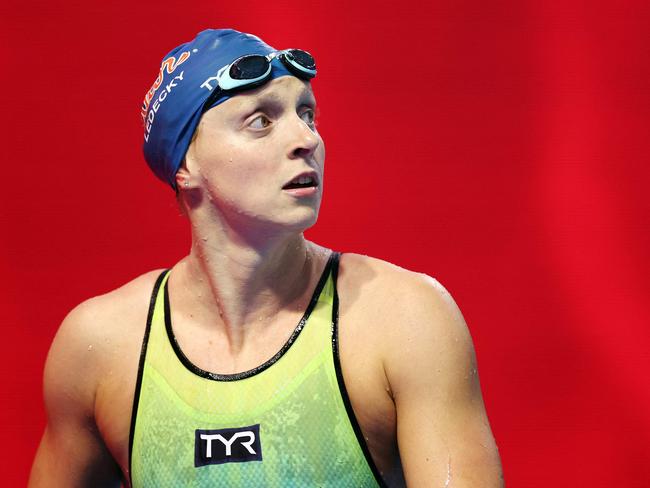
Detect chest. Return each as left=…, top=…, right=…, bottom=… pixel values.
left=94, top=308, right=398, bottom=485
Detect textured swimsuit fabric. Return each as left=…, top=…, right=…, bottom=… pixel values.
left=129, top=256, right=381, bottom=487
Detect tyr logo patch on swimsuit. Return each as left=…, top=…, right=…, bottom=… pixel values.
left=194, top=424, right=262, bottom=467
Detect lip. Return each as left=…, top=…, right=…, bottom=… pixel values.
left=282, top=170, right=320, bottom=190
left=283, top=186, right=319, bottom=197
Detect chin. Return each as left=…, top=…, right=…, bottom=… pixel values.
left=279, top=206, right=320, bottom=233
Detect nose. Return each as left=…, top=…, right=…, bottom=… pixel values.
left=287, top=114, right=320, bottom=160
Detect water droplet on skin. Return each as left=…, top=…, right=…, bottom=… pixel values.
left=444, top=456, right=452, bottom=487
left=87, top=345, right=93, bottom=351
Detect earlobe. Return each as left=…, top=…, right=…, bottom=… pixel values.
left=175, top=167, right=191, bottom=189
left=174, top=163, right=202, bottom=210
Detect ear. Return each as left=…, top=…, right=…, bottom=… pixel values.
left=177, top=130, right=201, bottom=189
left=175, top=165, right=192, bottom=189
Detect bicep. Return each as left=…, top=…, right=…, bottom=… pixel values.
left=29, top=306, right=121, bottom=487
left=395, top=367, right=502, bottom=487
left=387, top=277, right=503, bottom=487
left=30, top=424, right=121, bottom=487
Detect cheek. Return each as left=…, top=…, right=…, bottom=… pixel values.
left=200, top=146, right=274, bottom=201
left=195, top=138, right=241, bottom=178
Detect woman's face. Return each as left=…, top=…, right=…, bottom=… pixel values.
left=182, top=76, right=325, bottom=234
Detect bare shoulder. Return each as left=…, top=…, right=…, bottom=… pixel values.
left=338, top=252, right=464, bottom=331
left=337, top=253, right=475, bottom=389
left=338, top=254, right=502, bottom=486
left=339, top=252, right=448, bottom=291
left=52, top=269, right=167, bottom=355
left=44, top=268, right=168, bottom=409
left=31, top=269, right=169, bottom=486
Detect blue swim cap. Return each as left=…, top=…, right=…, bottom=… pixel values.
left=141, top=29, right=295, bottom=189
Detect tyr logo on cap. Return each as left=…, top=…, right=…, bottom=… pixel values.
left=195, top=424, right=262, bottom=467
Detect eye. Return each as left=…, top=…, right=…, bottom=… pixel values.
left=300, top=108, right=316, bottom=127
left=249, top=114, right=271, bottom=129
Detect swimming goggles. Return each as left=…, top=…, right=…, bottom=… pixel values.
left=202, top=49, right=316, bottom=111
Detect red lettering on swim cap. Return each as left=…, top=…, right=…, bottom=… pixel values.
left=140, top=51, right=191, bottom=124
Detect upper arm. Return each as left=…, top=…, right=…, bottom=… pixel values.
left=30, top=302, right=121, bottom=487
left=385, top=275, right=503, bottom=487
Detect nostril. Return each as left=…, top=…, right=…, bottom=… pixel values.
left=292, top=146, right=313, bottom=158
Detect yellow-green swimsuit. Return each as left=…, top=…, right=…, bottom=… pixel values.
left=129, top=252, right=384, bottom=487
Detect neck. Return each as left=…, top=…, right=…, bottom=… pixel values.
left=170, top=212, right=327, bottom=348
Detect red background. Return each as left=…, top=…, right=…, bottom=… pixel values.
left=2, top=1, right=649, bottom=486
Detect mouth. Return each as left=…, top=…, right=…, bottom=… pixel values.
left=282, top=171, right=319, bottom=190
